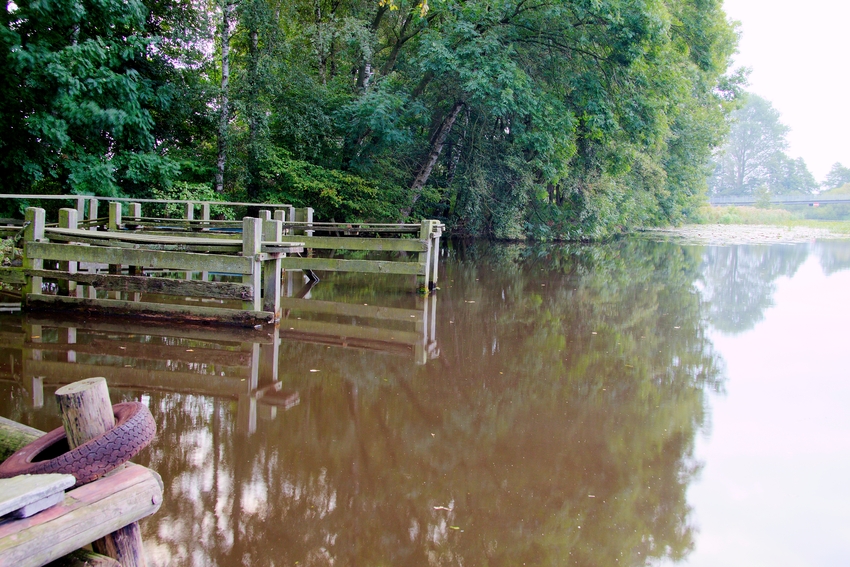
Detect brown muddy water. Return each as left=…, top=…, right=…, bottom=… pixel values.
left=1, top=238, right=849, bottom=566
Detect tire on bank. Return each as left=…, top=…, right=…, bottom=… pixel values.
left=0, top=402, right=157, bottom=486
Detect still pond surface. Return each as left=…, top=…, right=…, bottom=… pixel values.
left=1, top=238, right=849, bottom=566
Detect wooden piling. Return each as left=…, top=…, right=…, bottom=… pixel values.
left=108, top=202, right=122, bottom=232
left=54, top=378, right=150, bottom=567
left=128, top=203, right=142, bottom=230
left=430, top=222, right=441, bottom=290
left=23, top=208, right=45, bottom=305
left=242, top=217, right=263, bottom=313
left=200, top=203, right=210, bottom=231
left=88, top=199, right=98, bottom=231
left=58, top=208, right=79, bottom=297
left=418, top=220, right=433, bottom=293
left=75, top=198, right=86, bottom=224
left=262, top=218, right=283, bottom=317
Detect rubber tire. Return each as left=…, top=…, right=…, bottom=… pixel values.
left=0, top=402, right=156, bottom=487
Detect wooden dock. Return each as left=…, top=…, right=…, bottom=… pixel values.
left=0, top=195, right=443, bottom=328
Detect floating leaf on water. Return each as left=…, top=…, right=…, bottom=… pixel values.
left=310, top=369, right=320, bottom=372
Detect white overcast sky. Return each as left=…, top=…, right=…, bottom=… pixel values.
left=721, top=0, right=850, bottom=181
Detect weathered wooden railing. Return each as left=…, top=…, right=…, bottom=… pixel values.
left=1, top=195, right=444, bottom=301
left=4, top=207, right=304, bottom=327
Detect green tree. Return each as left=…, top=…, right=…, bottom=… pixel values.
left=822, top=162, right=850, bottom=191
left=0, top=0, right=181, bottom=196
left=709, top=94, right=789, bottom=195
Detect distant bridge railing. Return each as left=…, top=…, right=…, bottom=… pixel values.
left=709, top=195, right=850, bottom=206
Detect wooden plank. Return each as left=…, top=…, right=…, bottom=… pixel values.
left=22, top=316, right=274, bottom=344
left=0, top=474, right=76, bottom=518
left=25, top=339, right=252, bottom=367
left=279, top=257, right=424, bottom=275
left=45, top=227, right=250, bottom=248
left=25, top=242, right=254, bottom=274
left=0, top=464, right=162, bottom=567
left=280, top=298, right=421, bottom=322
left=25, top=360, right=250, bottom=398
left=24, top=295, right=274, bottom=327
left=280, top=318, right=422, bottom=345
left=268, top=235, right=427, bottom=252
left=0, top=267, right=25, bottom=285
left=46, top=233, right=243, bottom=253
left=25, top=270, right=254, bottom=300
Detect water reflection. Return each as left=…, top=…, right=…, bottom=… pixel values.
left=7, top=238, right=849, bottom=566
left=696, top=240, right=850, bottom=335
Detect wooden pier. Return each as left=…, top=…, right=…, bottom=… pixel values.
left=0, top=195, right=443, bottom=328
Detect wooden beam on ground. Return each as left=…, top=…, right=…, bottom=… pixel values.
left=0, top=463, right=162, bottom=567
left=25, top=242, right=254, bottom=274
left=279, top=257, right=424, bottom=275
left=24, top=270, right=254, bottom=300
left=0, top=415, right=41, bottom=462
left=24, top=295, right=274, bottom=327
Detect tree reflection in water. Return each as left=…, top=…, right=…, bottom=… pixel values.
left=123, top=239, right=724, bottom=567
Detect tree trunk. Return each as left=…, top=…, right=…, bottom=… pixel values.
left=246, top=16, right=261, bottom=199
left=402, top=101, right=464, bottom=218
left=216, top=2, right=234, bottom=194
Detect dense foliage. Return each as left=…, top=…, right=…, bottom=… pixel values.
left=1, top=0, right=740, bottom=238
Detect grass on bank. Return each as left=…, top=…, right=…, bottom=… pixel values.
left=688, top=205, right=850, bottom=234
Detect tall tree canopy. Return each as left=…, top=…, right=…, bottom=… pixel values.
left=709, top=93, right=817, bottom=196
left=1, top=0, right=741, bottom=238
left=822, top=162, right=850, bottom=191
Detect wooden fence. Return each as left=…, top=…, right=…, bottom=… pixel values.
left=0, top=195, right=443, bottom=327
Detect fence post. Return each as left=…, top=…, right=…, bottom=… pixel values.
left=128, top=203, right=142, bottom=230
left=262, top=218, right=283, bottom=318
left=201, top=203, right=210, bottom=231
left=75, top=197, right=86, bottom=222
left=88, top=198, right=99, bottom=231
left=430, top=222, right=441, bottom=291
left=108, top=201, right=122, bottom=232
left=294, top=207, right=314, bottom=237
left=127, top=204, right=143, bottom=276
left=242, top=217, right=263, bottom=313
left=273, top=209, right=287, bottom=237
left=23, top=207, right=45, bottom=306
left=183, top=202, right=194, bottom=232
left=418, top=220, right=433, bottom=294
left=58, top=208, right=78, bottom=296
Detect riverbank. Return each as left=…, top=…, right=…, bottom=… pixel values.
left=642, top=223, right=850, bottom=245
